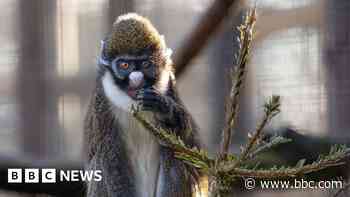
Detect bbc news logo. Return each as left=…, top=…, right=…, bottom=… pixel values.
left=8, top=169, right=102, bottom=183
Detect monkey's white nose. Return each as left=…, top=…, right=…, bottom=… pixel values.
left=129, top=71, right=144, bottom=89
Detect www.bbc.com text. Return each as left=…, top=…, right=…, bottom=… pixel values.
left=244, top=177, right=343, bottom=190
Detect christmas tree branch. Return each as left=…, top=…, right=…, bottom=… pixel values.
left=131, top=106, right=213, bottom=170
left=220, top=9, right=257, bottom=158
left=231, top=95, right=281, bottom=169
left=132, top=7, right=349, bottom=197
left=247, top=135, right=292, bottom=160
left=224, top=144, right=349, bottom=178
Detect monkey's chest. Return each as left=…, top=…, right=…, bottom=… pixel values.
left=119, top=113, right=160, bottom=197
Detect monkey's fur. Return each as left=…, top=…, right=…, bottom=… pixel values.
left=84, top=13, right=201, bottom=197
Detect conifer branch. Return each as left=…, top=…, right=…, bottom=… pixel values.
left=131, top=106, right=213, bottom=170
left=225, top=144, right=349, bottom=178
left=220, top=9, right=257, bottom=158
left=132, top=7, right=349, bottom=197
left=233, top=95, right=281, bottom=167
left=247, top=135, right=292, bottom=160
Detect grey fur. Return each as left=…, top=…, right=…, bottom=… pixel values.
left=84, top=67, right=201, bottom=197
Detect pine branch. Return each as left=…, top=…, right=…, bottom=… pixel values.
left=230, top=162, right=342, bottom=179
left=220, top=8, right=257, bottom=158
left=131, top=106, right=213, bottom=170
left=226, top=144, right=349, bottom=179
left=131, top=7, right=349, bottom=197
left=230, top=95, right=281, bottom=169
left=247, top=135, right=292, bottom=160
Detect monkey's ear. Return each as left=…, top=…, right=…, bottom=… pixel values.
left=97, top=39, right=111, bottom=70
left=98, top=39, right=111, bottom=65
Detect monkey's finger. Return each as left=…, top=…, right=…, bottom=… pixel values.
left=140, top=101, right=163, bottom=112
left=143, top=87, right=161, bottom=95
left=136, top=91, right=163, bottom=103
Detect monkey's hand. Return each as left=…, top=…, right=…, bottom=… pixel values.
left=136, top=88, right=175, bottom=115
left=136, top=88, right=192, bottom=141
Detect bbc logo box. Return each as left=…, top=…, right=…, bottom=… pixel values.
left=8, top=169, right=22, bottom=183
left=8, top=168, right=56, bottom=183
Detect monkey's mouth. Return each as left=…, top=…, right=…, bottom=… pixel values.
left=127, top=88, right=138, bottom=99
left=127, top=72, right=145, bottom=99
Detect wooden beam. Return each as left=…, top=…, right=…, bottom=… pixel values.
left=173, top=0, right=241, bottom=78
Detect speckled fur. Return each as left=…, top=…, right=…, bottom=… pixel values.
left=105, top=13, right=165, bottom=57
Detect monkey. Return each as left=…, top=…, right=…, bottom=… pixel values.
left=84, top=13, right=201, bottom=197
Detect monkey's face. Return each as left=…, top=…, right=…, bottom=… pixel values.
left=98, top=13, right=173, bottom=110
left=107, top=53, right=158, bottom=99
left=100, top=49, right=173, bottom=112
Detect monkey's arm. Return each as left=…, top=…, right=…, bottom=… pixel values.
left=136, top=86, right=200, bottom=196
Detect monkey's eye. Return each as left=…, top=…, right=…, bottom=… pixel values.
left=119, top=62, right=129, bottom=69
left=142, top=61, right=150, bottom=68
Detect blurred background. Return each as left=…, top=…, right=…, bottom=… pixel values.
left=0, top=0, right=349, bottom=196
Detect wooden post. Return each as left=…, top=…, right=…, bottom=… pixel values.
left=324, top=1, right=350, bottom=138
left=17, top=0, right=60, bottom=159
